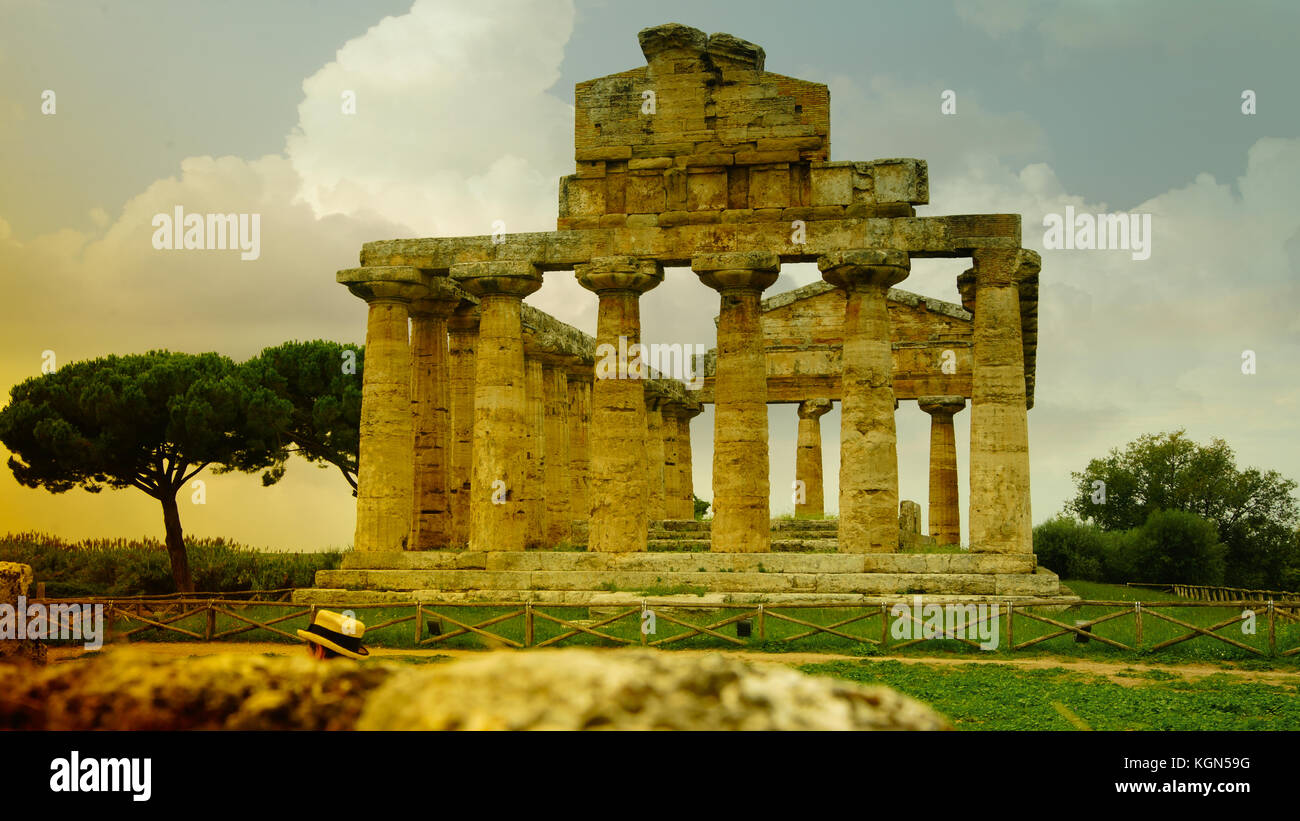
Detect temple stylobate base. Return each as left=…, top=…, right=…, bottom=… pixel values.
left=293, top=517, right=1066, bottom=606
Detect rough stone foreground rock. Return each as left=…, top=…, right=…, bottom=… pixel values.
left=0, top=648, right=949, bottom=731
left=0, top=561, right=45, bottom=666
left=357, top=649, right=950, bottom=731
left=0, top=648, right=397, bottom=730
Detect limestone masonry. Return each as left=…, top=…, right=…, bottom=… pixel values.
left=298, top=23, right=1062, bottom=606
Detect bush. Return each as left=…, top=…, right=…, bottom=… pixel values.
left=1033, top=516, right=1109, bottom=580
left=0, top=532, right=341, bottom=597
left=1125, top=509, right=1226, bottom=586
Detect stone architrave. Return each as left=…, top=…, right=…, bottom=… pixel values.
left=917, top=395, right=966, bottom=547
left=523, top=356, right=546, bottom=547
left=566, top=365, right=593, bottom=526
left=674, top=404, right=702, bottom=520
left=451, top=261, right=542, bottom=553
left=447, top=303, right=480, bottom=547
left=541, top=355, right=575, bottom=546
left=575, top=256, right=664, bottom=552
left=644, top=391, right=667, bottom=522
left=794, top=398, right=833, bottom=518
left=408, top=282, right=462, bottom=551
left=692, top=251, right=780, bottom=553
left=967, top=248, right=1038, bottom=554
left=339, top=267, right=428, bottom=552
left=818, top=249, right=910, bottom=553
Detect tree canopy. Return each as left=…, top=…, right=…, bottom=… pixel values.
left=0, top=351, right=285, bottom=591
left=1068, top=430, right=1300, bottom=589
left=242, top=340, right=363, bottom=494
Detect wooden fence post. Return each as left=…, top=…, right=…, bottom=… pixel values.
left=415, top=604, right=424, bottom=646
left=205, top=604, right=216, bottom=642
left=880, top=603, right=888, bottom=650
left=757, top=604, right=765, bottom=641
left=524, top=602, right=534, bottom=648
left=1268, top=600, right=1276, bottom=656
left=1005, top=602, right=1014, bottom=652
left=1134, top=601, right=1142, bottom=648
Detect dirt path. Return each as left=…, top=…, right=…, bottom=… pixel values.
left=46, top=642, right=1298, bottom=687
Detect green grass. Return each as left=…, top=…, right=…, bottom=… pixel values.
left=799, top=659, right=1300, bottom=730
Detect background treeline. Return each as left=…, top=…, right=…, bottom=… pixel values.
left=1040, top=430, right=1300, bottom=590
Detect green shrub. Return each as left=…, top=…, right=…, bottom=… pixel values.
left=1033, top=515, right=1110, bottom=580
left=0, top=532, right=341, bottom=597
left=1126, top=509, right=1226, bottom=586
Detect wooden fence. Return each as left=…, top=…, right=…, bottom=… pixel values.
left=1128, top=582, right=1300, bottom=603
left=30, top=593, right=1300, bottom=658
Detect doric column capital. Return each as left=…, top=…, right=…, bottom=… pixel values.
left=691, top=251, right=780, bottom=292
left=918, top=395, right=967, bottom=417
left=408, top=277, right=465, bottom=318
left=338, top=266, right=429, bottom=304
left=797, top=398, right=833, bottom=420
left=817, top=248, right=910, bottom=291
left=970, top=248, right=1040, bottom=287
left=451, top=260, right=542, bottom=299
left=575, top=256, right=664, bottom=294
left=447, top=301, right=481, bottom=332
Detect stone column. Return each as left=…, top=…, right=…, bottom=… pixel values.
left=452, top=261, right=542, bottom=553
left=794, top=398, right=832, bottom=518
left=541, top=355, right=574, bottom=547
left=408, top=283, right=461, bottom=550
left=818, top=249, right=910, bottom=553
left=967, top=248, right=1038, bottom=554
left=693, top=251, right=780, bottom=553
left=661, top=401, right=682, bottom=521
left=522, top=355, right=546, bottom=548
left=675, top=403, right=702, bottom=519
left=644, top=390, right=667, bottom=522
left=566, top=366, right=592, bottom=526
left=447, top=303, right=479, bottom=547
left=576, top=256, right=663, bottom=552
left=339, top=267, right=427, bottom=552
left=918, top=395, right=965, bottom=548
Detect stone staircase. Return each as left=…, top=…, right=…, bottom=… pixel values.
left=293, top=518, right=1066, bottom=606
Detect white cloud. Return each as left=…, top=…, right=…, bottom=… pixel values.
left=285, top=0, right=576, bottom=239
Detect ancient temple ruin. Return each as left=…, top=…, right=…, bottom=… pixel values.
left=297, top=23, right=1062, bottom=606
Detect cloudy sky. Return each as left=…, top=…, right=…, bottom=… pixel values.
left=1, top=0, right=1296, bottom=551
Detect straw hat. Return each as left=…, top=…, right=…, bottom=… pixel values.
left=296, top=609, right=369, bottom=659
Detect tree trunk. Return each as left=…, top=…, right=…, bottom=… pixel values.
left=161, top=493, right=194, bottom=592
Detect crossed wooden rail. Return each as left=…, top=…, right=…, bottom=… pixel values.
left=30, top=595, right=1300, bottom=658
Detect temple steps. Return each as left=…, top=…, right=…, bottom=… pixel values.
left=338, top=551, right=1035, bottom=574
left=297, top=567, right=1062, bottom=604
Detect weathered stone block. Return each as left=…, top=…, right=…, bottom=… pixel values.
left=576, top=146, right=632, bottom=162
left=749, top=166, right=790, bottom=209
left=866, top=158, right=929, bottom=204
left=810, top=163, right=853, bottom=206
left=562, top=176, right=605, bottom=217
left=687, top=171, right=729, bottom=211
left=625, top=174, right=666, bottom=213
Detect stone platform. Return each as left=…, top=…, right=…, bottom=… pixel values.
left=293, top=519, right=1068, bottom=607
